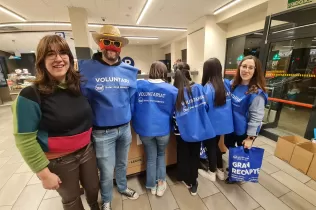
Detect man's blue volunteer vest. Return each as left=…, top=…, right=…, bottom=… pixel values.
left=175, top=84, right=216, bottom=142
left=231, top=85, right=268, bottom=135
left=79, top=60, right=138, bottom=127
left=132, top=80, right=178, bottom=137
left=204, top=79, right=234, bottom=135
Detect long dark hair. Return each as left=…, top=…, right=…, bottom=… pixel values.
left=232, top=55, right=266, bottom=94
left=33, top=35, right=81, bottom=95
left=174, top=70, right=193, bottom=112
left=202, top=58, right=226, bottom=106
left=149, top=61, right=167, bottom=81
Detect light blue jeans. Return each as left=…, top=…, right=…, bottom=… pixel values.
left=140, top=134, right=170, bottom=189
left=92, top=123, right=132, bottom=203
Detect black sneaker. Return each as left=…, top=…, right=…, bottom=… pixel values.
left=225, top=177, right=237, bottom=184
left=121, top=188, right=139, bottom=200
left=190, top=181, right=198, bottom=196
left=101, top=202, right=111, bottom=210
left=90, top=203, right=100, bottom=210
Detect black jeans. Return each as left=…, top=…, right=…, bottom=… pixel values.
left=203, top=135, right=223, bottom=173
left=176, top=135, right=201, bottom=185
left=48, top=143, right=100, bottom=210
left=224, top=132, right=247, bottom=149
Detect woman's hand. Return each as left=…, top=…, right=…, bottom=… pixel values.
left=37, top=168, right=62, bottom=190
left=242, top=138, right=254, bottom=149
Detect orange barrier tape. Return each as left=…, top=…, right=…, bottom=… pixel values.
left=268, top=97, right=313, bottom=109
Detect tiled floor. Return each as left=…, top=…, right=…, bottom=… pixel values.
left=1, top=105, right=316, bottom=210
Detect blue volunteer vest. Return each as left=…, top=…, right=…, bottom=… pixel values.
left=79, top=60, right=138, bottom=127
left=176, top=84, right=216, bottom=142
left=132, top=80, right=178, bottom=137
left=204, top=79, right=234, bottom=135
left=231, top=85, right=268, bottom=135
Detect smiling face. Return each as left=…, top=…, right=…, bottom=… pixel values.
left=44, top=45, right=70, bottom=82
left=103, top=49, right=120, bottom=62
left=239, top=59, right=256, bottom=84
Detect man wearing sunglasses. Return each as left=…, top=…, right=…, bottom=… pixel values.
left=79, top=25, right=139, bottom=210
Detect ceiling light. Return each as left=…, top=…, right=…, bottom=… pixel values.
left=0, top=5, right=26, bottom=22
left=282, top=46, right=294, bottom=48
left=89, top=24, right=187, bottom=31
left=124, top=36, right=158, bottom=40
left=214, top=0, right=241, bottom=15
left=254, top=32, right=263, bottom=36
left=0, top=22, right=71, bottom=27
left=30, top=50, right=35, bottom=53
left=136, top=0, right=153, bottom=25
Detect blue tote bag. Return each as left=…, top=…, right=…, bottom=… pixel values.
left=229, top=146, right=264, bottom=183
left=200, top=142, right=208, bottom=159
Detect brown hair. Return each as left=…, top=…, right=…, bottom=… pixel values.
left=202, top=58, right=226, bottom=107
left=149, top=61, right=167, bottom=80
left=174, top=70, right=193, bottom=112
left=33, top=35, right=81, bottom=95
left=232, top=55, right=266, bottom=94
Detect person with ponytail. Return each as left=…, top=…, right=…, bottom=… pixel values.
left=199, top=58, right=234, bottom=182
left=132, top=61, right=178, bottom=196
left=173, top=69, right=216, bottom=196
left=225, top=55, right=268, bottom=184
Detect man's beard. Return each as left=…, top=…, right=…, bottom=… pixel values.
left=103, top=50, right=119, bottom=62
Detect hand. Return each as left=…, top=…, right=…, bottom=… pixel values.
left=37, top=168, right=62, bottom=190
left=242, top=138, right=254, bottom=149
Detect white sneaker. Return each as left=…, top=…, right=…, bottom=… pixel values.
left=156, top=181, right=167, bottom=197
left=216, top=169, right=225, bottom=181
left=101, top=202, right=111, bottom=210
left=151, top=185, right=157, bottom=195
left=198, top=169, right=216, bottom=182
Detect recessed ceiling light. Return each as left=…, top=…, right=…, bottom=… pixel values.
left=214, top=0, right=241, bottom=15
left=125, top=36, right=158, bottom=40
left=0, top=5, right=26, bottom=22
left=136, top=0, right=153, bottom=25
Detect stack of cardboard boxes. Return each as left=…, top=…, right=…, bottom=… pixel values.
left=275, top=136, right=316, bottom=180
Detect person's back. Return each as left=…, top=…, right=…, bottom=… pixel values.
left=132, top=79, right=177, bottom=136
left=204, top=79, right=234, bottom=135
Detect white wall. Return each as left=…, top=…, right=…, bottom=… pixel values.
left=120, top=45, right=154, bottom=73
left=188, top=28, right=205, bottom=82
left=226, top=10, right=266, bottom=38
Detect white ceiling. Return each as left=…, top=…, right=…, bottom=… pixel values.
left=0, top=0, right=231, bottom=53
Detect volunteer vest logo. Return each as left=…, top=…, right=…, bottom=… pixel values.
left=138, top=92, right=166, bottom=104
left=95, top=77, right=130, bottom=83
left=95, top=84, right=104, bottom=92
left=231, top=93, right=243, bottom=103
left=181, top=95, right=206, bottom=113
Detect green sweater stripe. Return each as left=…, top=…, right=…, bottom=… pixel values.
left=12, top=95, right=49, bottom=173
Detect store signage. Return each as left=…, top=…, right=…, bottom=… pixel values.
left=122, top=57, right=135, bottom=66
left=55, top=32, right=66, bottom=39
left=288, top=0, right=313, bottom=8
left=273, top=54, right=281, bottom=61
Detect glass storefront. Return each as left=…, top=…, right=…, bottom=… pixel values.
left=265, top=37, right=316, bottom=136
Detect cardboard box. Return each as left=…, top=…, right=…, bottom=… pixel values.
left=308, top=154, right=316, bottom=180
left=127, top=128, right=177, bottom=175
left=290, top=142, right=316, bottom=174
left=274, top=136, right=309, bottom=163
